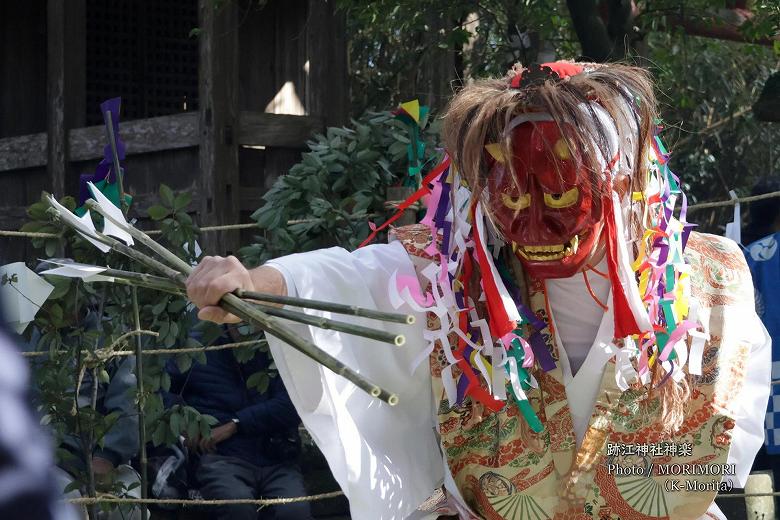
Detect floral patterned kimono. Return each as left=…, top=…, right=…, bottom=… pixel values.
left=394, top=224, right=768, bottom=520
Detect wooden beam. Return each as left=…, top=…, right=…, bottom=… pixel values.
left=0, top=112, right=320, bottom=172
left=0, top=133, right=48, bottom=171
left=69, top=112, right=199, bottom=162
left=198, top=0, right=240, bottom=255
left=238, top=112, right=322, bottom=147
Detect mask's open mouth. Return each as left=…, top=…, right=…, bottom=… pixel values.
left=514, top=234, right=580, bottom=261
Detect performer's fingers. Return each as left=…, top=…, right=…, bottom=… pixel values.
left=197, top=306, right=241, bottom=324
left=203, top=271, right=247, bottom=309
left=187, top=256, right=252, bottom=309
left=186, top=256, right=220, bottom=306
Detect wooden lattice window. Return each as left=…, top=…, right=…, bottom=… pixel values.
left=85, top=0, right=199, bottom=124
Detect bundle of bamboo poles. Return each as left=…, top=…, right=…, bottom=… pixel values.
left=44, top=192, right=415, bottom=406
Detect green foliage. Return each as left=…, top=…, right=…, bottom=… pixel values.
left=337, top=0, right=780, bottom=230
left=644, top=33, right=780, bottom=214
left=338, top=0, right=578, bottom=112
left=239, top=109, right=441, bottom=266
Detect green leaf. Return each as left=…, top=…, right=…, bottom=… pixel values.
left=160, top=372, right=171, bottom=392
left=45, top=277, right=72, bottom=300
left=167, top=299, right=187, bottom=314
left=152, top=422, right=167, bottom=446
left=170, top=412, right=181, bottom=436
left=48, top=303, right=64, bottom=324
left=152, top=299, right=169, bottom=316
left=246, top=371, right=270, bottom=393
left=174, top=192, right=192, bottom=211
left=175, top=354, right=192, bottom=373
left=160, top=184, right=175, bottom=207
left=186, top=418, right=199, bottom=440
left=147, top=205, right=171, bottom=221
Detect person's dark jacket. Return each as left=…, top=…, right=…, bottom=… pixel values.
left=163, top=339, right=302, bottom=468
left=23, top=311, right=139, bottom=468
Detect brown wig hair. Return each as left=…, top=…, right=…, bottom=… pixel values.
left=442, top=62, right=657, bottom=210
left=441, top=62, right=691, bottom=433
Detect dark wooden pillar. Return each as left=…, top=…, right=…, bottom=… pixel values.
left=47, top=0, right=66, bottom=198
left=198, top=0, right=240, bottom=255
left=306, top=0, right=349, bottom=127
left=46, top=0, right=85, bottom=199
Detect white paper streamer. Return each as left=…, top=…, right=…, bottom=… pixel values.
left=492, top=346, right=507, bottom=400
left=506, top=357, right=528, bottom=402
left=441, top=364, right=458, bottom=407
left=87, top=181, right=134, bottom=246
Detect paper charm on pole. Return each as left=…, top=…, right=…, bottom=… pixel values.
left=76, top=98, right=132, bottom=216
left=0, top=263, right=54, bottom=334
left=393, top=99, right=429, bottom=188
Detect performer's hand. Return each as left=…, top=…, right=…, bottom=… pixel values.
left=186, top=256, right=286, bottom=323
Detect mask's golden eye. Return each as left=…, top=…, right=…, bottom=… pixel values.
left=544, top=187, right=579, bottom=208
left=501, top=192, right=531, bottom=210
left=553, top=138, right=571, bottom=160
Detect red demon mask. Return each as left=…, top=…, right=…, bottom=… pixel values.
left=486, top=120, right=611, bottom=279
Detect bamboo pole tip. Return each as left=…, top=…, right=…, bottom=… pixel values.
left=388, top=394, right=399, bottom=406
left=394, top=335, right=406, bottom=347
left=405, top=315, right=416, bottom=325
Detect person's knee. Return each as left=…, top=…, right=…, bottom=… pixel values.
left=200, top=481, right=254, bottom=501
left=270, top=501, right=313, bottom=520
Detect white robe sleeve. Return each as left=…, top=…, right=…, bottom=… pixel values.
left=264, top=241, right=443, bottom=520
left=725, top=311, right=772, bottom=488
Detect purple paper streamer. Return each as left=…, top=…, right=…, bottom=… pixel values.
left=441, top=221, right=452, bottom=255
left=455, top=372, right=469, bottom=405
left=433, top=173, right=451, bottom=227
left=656, top=241, right=669, bottom=266
left=681, top=223, right=696, bottom=250
left=528, top=331, right=556, bottom=372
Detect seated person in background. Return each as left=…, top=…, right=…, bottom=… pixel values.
left=22, top=279, right=143, bottom=520
left=744, top=177, right=780, bottom=489
left=53, top=353, right=143, bottom=520
left=163, top=328, right=313, bottom=520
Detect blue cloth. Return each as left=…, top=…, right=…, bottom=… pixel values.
left=746, top=232, right=780, bottom=453
left=164, top=337, right=302, bottom=468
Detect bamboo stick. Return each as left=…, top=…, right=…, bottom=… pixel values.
left=131, top=288, right=148, bottom=520
left=253, top=302, right=405, bottom=347
left=101, top=268, right=183, bottom=293
left=237, top=290, right=415, bottom=325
